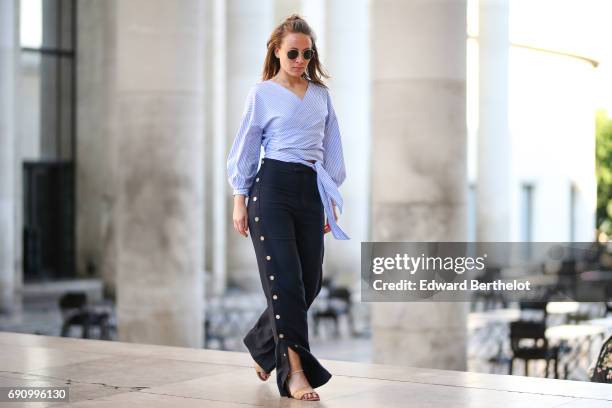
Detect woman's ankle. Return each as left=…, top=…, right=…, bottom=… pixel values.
left=287, top=347, right=303, bottom=372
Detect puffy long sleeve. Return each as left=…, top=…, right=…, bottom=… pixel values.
left=226, top=86, right=263, bottom=197
left=322, top=89, right=346, bottom=188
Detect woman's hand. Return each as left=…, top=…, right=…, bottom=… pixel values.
left=324, top=199, right=339, bottom=234
left=233, top=195, right=249, bottom=237
left=331, top=199, right=338, bottom=221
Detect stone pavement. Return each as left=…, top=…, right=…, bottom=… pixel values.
left=0, top=332, right=611, bottom=407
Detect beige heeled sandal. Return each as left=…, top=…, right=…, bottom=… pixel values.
left=254, top=362, right=270, bottom=381
left=287, top=369, right=320, bottom=401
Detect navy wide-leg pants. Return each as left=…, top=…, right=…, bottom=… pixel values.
left=243, top=157, right=332, bottom=397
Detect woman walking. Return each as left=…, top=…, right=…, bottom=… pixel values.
left=226, top=14, right=349, bottom=401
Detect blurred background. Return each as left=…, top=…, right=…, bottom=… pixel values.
left=1, top=0, right=611, bottom=382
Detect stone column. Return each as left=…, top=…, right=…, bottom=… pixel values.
left=0, top=0, right=18, bottom=314
left=209, top=0, right=228, bottom=297
left=225, top=1, right=274, bottom=291
left=301, top=0, right=326, bottom=57
left=113, top=0, right=205, bottom=347
left=314, top=0, right=370, bottom=282
left=77, top=0, right=119, bottom=294
left=476, top=0, right=512, bottom=242
left=370, top=0, right=468, bottom=370
left=202, top=0, right=215, bottom=296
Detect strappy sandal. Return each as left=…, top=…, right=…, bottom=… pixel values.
left=286, top=369, right=320, bottom=401
left=254, top=362, right=270, bottom=381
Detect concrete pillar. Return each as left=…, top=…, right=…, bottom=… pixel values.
left=370, top=0, right=468, bottom=370
left=313, top=0, right=370, bottom=285
left=202, top=0, right=215, bottom=295
left=225, top=1, right=274, bottom=291
left=301, top=0, right=326, bottom=58
left=77, top=0, right=119, bottom=293
left=476, top=0, right=512, bottom=242
left=0, top=0, right=18, bottom=314
left=209, top=0, right=228, bottom=297
left=112, top=0, right=205, bottom=347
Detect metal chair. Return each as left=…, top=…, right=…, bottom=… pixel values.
left=508, top=320, right=560, bottom=378
left=59, top=292, right=111, bottom=339
left=312, top=279, right=354, bottom=337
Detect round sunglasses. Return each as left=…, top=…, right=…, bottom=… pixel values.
left=286, top=48, right=314, bottom=60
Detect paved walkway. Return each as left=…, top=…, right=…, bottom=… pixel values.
left=0, top=332, right=610, bottom=407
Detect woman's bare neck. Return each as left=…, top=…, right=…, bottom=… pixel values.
left=272, top=73, right=307, bottom=88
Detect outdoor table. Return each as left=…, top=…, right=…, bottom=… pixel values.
left=468, top=308, right=521, bottom=373
left=547, top=301, right=579, bottom=315
left=545, top=324, right=607, bottom=380
left=584, top=317, right=612, bottom=337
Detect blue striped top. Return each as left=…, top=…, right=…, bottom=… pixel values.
left=226, top=79, right=349, bottom=240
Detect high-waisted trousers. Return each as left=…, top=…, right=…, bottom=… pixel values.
left=242, top=157, right=332, bottom=397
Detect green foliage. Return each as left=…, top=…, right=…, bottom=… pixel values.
left=596, top=109, right=612, bottom=237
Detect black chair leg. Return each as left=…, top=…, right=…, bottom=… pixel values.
left=82, top=320, right=91, bottom=338
left=334, top=316, right=339, bottom=338
left=348, top=311, right=355, bottom=336
left=60, top=322, right=70, bottom=337
left=524, top=359, right=529, bottom=377
left=545, top=359, right=550, bottom=378
left=509, top=358, right=513, bottom=375
left=99, top=317, right=110, bottom=340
